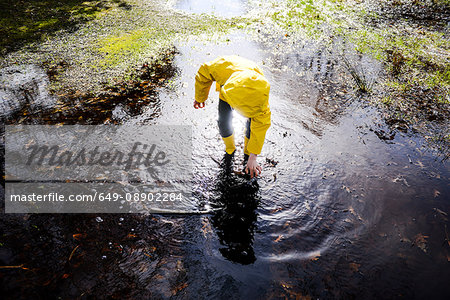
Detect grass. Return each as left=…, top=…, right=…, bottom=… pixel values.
left=1, top=0, right=244, bottom=94
left=251, top=0, right=449, bottom=106
left=341, top=54, right=372, bottom=93
left=2, top=0, right=448, bottom=129
left=0, top=0, right=123, bottom=55
left=246, top=0, right=449, bottom=155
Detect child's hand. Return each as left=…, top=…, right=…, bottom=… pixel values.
left=193, top=100, right=205, bottom=109
left=245, top=153, right=262, bottom=178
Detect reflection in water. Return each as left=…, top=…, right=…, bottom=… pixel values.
left=1, top=21, right=449, bottom=300
left=147, top=34, right=450, bottom=298
left=210, top=158, right=260, bottom=264
left=0, top=50, right=178, bottom=125
left=0, top=65, right=57, bottom=117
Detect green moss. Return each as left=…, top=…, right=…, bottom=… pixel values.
left=347, top=23, right=449, bottom=93
left=1, top=0, right=244, bottom=93
left=35, top=18, right=59, bottom=29
left=267, top=0, right=332, bottom=38
left=257, top=0, right=449, bottom=126
left=381, top=96, right=393, bottom=107
left=97, top=29, right=148, bottom=67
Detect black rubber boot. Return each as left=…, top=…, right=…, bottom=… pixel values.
left=220, top=150, right=235, bottom=172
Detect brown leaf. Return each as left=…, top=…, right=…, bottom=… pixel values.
left=310, top=251, right=321, bottom=261
left=349, top=262, right=360, bottom=272
left=72, top=233, right=86, bottom=240
left=413, top=234, right=429, bottom=253
left=341, top=185, right=351, bottom=193
left=274, top=235, right=284, bottom=243
left=171, top=282, right=188, bottom=295
left=270, top=207, right=283, bottom=213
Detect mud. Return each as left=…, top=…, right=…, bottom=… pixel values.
left=0, top=48, right=178, bottom=125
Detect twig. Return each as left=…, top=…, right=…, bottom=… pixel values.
left=444, top=224, right=450, bottom=247
left=69, top=245, right=80, bottom=261
left=0, top=264, right=29, bottom=270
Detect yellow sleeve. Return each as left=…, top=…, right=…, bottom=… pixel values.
left=194, top=63, right=214, bottom=103
left=247, top=109, right=271, bottom=155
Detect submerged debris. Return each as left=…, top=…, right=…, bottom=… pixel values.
left=1, top=48, right=178, bottom=125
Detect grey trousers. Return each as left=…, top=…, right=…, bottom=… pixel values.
left=218, top=99, right=250, bottom=139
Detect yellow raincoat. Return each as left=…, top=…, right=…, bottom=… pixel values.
left=194, top=55, right=271, bottom=155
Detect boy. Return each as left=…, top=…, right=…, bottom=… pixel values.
left=193, top=55, right=271, bottom=178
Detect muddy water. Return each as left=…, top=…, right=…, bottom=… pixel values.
left=0, top=65, right=57, bottom=117
left=141, top=3, right=449, bottom=298
left=1, top=1, right=449, bottom=299
left=125, top=31, right=449, bottom=298
left=174, top=0, right=247, bottom=17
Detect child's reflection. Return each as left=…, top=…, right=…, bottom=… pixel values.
left=211, top=160, right=260, bottom=265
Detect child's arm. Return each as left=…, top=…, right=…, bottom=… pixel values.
left=194, top=63, right=214, bottom=103
left=245, top=110, right=271, bottom=178
left=247, top=110, right=271, bottom=155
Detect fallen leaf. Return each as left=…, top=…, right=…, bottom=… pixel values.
left=433, top=208, right=448, bottom=221
left=274, top=235, right=284, bottom=243
left=342, top=185, right=351, bottom=193
left=310, top=251, right=321, bottom=261
left=349, top=206, right=355, bottom=215
left=400, top=237, right=411, bottom=243
left=416, top=161, right=425, bottom=168
left=201, top=218, right=212, bottom=238
left=392, top=175, right=410, bottom=187
left=413, top=234, right=429, bottom=253
left=171, top=282, right=188, bottom=295
left=72, top=233, right=86, bottom=240
left=270, top=207, right=283, bottom=213
left=349, top=262, right=360, bottom=272
left=304, top=201, right=311, bottom=210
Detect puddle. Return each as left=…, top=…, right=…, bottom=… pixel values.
left=173, top=0, right=247, bottom=17
left=0, top=65, right=57, bottom=117
left=1, top=7, right=450, bottom=300
left=0, top=49, right=178, bottom=125
left=128, top=33, right=450, bottom=298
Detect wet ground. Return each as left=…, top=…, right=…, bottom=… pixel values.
left=1, top=0, right=450, bottom=299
